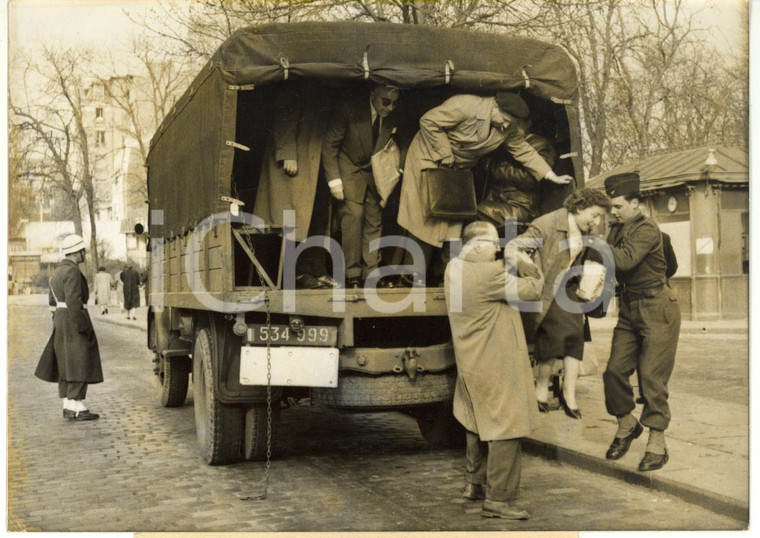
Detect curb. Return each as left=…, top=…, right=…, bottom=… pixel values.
left=522, top=437, right=749, bottom=523
left=94, top=317, right=147, bottom=332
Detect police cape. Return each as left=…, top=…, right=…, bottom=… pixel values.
left=35, top=259, right=104, bottom=385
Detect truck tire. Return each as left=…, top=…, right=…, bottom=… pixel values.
left=411, top=402, right=466, bottom=449
left=244, top=403, right=280, bottom=461
left=193, top=327, right=244, bottom=465
left=158, top=356, right=190, bottom=408
left=310, top=370, right=456, bottom=409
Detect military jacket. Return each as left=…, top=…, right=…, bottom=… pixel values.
left=607, top=213, right=667, bottom=291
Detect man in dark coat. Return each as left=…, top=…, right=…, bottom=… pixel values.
left=321, top=84, right=404, bottom=288
left=120, top=264, right=140, bottom=320
left=35, top=234, right=103, bottom=421
left=602, top=172, right=681, bottom=472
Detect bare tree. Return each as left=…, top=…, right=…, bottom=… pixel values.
left=10, top=46, right=102, bottom=271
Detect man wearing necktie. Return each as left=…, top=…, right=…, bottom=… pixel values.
left=322, top=84, right=402, bottom=288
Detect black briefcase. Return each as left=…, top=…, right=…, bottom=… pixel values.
left=422, top=168, right=477, bottom=219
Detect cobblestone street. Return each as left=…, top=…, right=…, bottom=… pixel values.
left=7, top=303, right=745, bottom=532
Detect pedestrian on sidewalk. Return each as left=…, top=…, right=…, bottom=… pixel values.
left=444, top=221, right=543, bottom=520
left=94, top=266, right=112, bottom=315
left=34, top=234, right=103, bottom=421
left=120, top=264, right=140, bottom=320
left=602, top=173, right=681, bottom=472
left=517, top=187, right=610, bottom=419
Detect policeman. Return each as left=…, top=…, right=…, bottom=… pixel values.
left=35, top=234, right=103, bottom=421
left=602, top=172, right=681, bottom=471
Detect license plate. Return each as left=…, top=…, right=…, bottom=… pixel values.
left=239, top=346, right=339, bottom=387
left=245, top=324, right=337, bottom=346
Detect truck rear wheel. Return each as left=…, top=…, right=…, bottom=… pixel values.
left=159, top=357, right=190, bottom=407
left=193, top=327, right=244, bottom=465
left=244, top=404, right=280, bottom=461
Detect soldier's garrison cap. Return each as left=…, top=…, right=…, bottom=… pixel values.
left=495, top=92, right=530, bottom=119
left=604, top=172, right=640, bottom=198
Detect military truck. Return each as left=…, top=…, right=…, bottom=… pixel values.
left=142, top=21, right=583, bottom=464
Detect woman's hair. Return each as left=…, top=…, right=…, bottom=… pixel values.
left=98, top=266, right=106, bottom=272
left=563, top=187, right=611, bottom=214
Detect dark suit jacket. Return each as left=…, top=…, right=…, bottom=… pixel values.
left=321, top=97, right=401, bottom=204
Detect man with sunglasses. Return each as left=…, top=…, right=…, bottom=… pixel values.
left=322, top=84, right=405, bottom=288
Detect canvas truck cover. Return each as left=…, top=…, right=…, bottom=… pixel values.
left=147, top=21, right=579, bottom=239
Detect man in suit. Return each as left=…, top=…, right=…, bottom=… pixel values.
left=321, top=84, right=402, bottom=288
left=602, top=172, right=681, bottom=472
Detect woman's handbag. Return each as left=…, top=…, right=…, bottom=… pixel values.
left=422, top=167, right=477, bottom=219
left=576, top=260, right=606, bottom=302
left=371, top=136, right=401, bottom=208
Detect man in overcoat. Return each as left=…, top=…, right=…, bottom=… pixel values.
left=397, top=93, right=572, bottom=284
left=35, top=234, right=103, bottom=421
left=253, top=82, right=337, bottom=290
left=321, top=84, right=404, bottom=288
left=120, top=264, right=140, bottom=320
left=444, top=221, right=543, bottom=520
left=602, top=172, right=681, bottom=471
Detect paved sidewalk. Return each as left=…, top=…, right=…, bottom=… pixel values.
left=525, top=316, right=749, bottom=522
left=8, top=295, right=749, bottom=522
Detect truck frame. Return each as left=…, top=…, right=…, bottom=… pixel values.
left=143, top=21, right=584, bottom=464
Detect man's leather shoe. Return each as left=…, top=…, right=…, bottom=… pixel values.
left=605, top=422, right=643, bottom=460
left=346, top=277, right=362, bottom=289
left=63, top=409, right=75, bottom=419
left=481, top=499, right=530, bottom=520
left=638, top=450, right=668, bottom=471
left=397, top=273, right=425, bottom=288
left=68, top=409, right=100, bottom=421
left=462, top=483, right=485, bottom=500
left=295, top=274, right=323, bottom=289
left=315, top=275, right=339, bottom=288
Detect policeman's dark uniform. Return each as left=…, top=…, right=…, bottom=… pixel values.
left=602, top=172, right=681, bottom=471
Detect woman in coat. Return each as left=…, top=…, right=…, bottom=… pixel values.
left=517, top=188, right=610, bottom=418
left=444, top=221, right=543, bottom=519
left=94, top=266, right=112, bottom=314
left=35, top=234, right=102, bottom=421
left=397, top=92, right=571, bottom=284
left=120, top=265, right=140, bottom=320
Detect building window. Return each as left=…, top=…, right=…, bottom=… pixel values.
left=95, top=130, right=106, bottom=148
left=95, top=107, right=104, bottom=122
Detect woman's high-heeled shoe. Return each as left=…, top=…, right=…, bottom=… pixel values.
left=537, top=400, right=550, bottom=413
left=558, top=392, right=582, bottom=419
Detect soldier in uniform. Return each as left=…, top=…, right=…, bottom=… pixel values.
left=602, top=172, right=681, bottom=471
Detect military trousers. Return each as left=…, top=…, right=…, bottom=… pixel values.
left=603, top=287, right=680, bottom=430
left=465, top=431, right=521, bottom=502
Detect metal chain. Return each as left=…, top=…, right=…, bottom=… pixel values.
left=232, top=182, right=273, bottom=501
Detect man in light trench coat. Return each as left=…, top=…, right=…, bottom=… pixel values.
left=444, top=221, right=543, bottom=520
left=398, top=92, right=572, bottom=284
